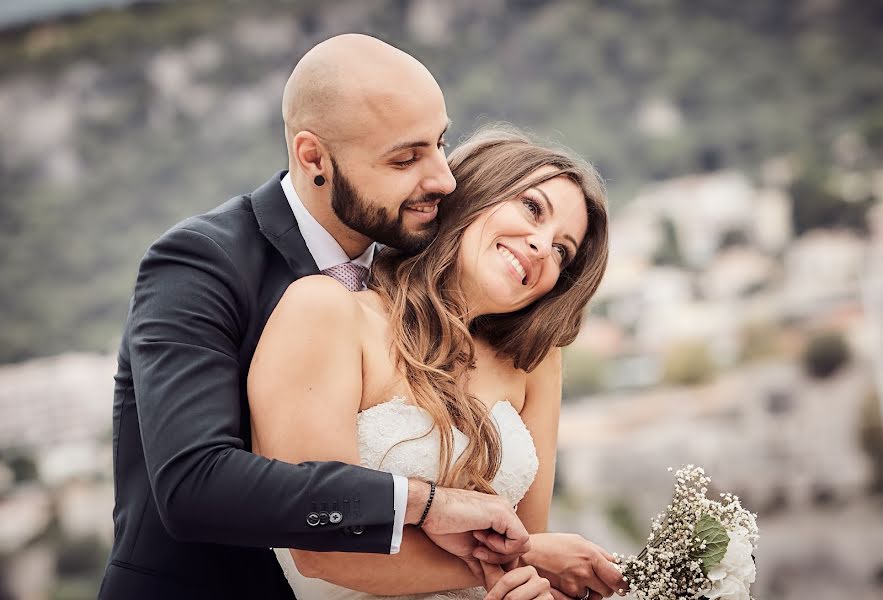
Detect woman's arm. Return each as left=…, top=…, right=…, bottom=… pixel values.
left=514, top=347, right=563, bottom=533
left=248, top=276, right=480, bottom=595
left=473, top=349, right=561, bottom=562
left=507, top=348, right=626, bottom=598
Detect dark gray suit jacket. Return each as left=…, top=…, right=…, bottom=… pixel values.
left=99, top=171, right=396, bottom=599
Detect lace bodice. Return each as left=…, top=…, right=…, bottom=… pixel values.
left=273, top=396, right=539, bottom=600
left=357, top=396, right=538, bottom=506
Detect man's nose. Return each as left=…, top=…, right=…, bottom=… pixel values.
left=424, top=152, right=457, bottom=195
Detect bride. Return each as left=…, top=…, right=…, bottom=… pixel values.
left=248, top=125, right=626, bottom=600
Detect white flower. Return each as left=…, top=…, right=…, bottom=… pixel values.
left=704, top=576, right=749, bottom=600
left=705, top=526, right=755, bottom=600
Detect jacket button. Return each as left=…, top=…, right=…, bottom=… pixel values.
left=329, top=511, right=343, bottom=524
left=306, top=512, right=320, bottom=527
left=352, top=525, right=364, bottom=535
left=318, top=511, right=330, bottom=525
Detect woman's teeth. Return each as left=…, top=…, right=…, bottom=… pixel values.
left=498, top=245, right=526, bottom=283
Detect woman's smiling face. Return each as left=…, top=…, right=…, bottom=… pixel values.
left=458, top=166, right=589, bottom=316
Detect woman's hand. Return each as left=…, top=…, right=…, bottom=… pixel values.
left=482, top=561, right=554, bottom=600
left=519, top=533, right=627, bottom=599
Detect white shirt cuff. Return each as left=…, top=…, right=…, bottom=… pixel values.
left=390, top=474, right=408, bottom=554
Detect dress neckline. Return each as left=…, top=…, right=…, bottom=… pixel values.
left=358, top=395, right=514, bottom=418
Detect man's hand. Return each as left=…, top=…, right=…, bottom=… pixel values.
left=421, top=530, right=485, bottom=582
left=406, top=481, right=531, bottom=561
left=517, top=533, right=627, bottom=599
left=471, top=529, right=526, bottom=565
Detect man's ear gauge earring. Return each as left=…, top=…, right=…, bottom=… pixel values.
left=314, top=175, right=326, bottom=187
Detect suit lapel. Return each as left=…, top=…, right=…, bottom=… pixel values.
left=251, top=170, right=320, bottom=279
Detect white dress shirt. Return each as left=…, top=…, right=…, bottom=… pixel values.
left=281, top=173, right=408, bottom=553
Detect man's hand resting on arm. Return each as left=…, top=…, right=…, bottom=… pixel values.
left=406, top=480, right=531, bottom=581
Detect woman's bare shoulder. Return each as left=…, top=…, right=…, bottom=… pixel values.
left=259, top=275, right=367, bottom=345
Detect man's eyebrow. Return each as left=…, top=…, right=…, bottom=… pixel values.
left=535, top=186, right=579, bottom=250
left=384, top=120, right=451, bottom=155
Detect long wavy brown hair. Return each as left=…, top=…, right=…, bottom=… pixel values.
left=368, top=124, right=609, bottom=493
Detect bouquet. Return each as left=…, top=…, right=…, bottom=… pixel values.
left=614, top=465, right=758, bottom=600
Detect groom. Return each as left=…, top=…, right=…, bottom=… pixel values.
left=99, top=35, right=529, bottom=599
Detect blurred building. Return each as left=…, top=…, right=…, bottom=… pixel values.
left=783, top=230, right=867, bottom=317
left=0, top=354, right=115, bottom=449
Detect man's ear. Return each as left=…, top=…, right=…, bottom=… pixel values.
left=291, top=131, right=328, bottom=180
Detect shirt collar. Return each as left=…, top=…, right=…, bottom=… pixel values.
left=281, top=172, right=375, bottom=271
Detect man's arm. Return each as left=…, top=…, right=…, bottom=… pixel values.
left=129, top=226, right=396, bottom=550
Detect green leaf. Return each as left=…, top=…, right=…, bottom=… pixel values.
left=692, top=514, right=729, bottom=574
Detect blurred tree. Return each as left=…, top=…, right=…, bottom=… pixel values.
left=859, top=386, right=883, bottom=494
left=1, top=0, right=883, bottom=361
left=740, top=321, right=781, bottom=363
left=718, top=228, right=750, bottom=251
left=789, top=163, right=873, bottom=236
left=603, top=498, right=644, bottom=544
left=801, top=331, right=851, bottom=379
left=0, top=450, right=39, bottom=483
left=652, top=217, right=685, bottom=268
left=55, top=535, right=108, bottom=578
left=562, top=348, right=605, bottom=400
left=663, top=340, right=716, bottom=386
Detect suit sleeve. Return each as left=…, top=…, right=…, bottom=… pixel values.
left=128, top=225, right=396, bottom=551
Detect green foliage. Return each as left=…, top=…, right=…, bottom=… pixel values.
left=663, top=340, right=716, bottom=386
left=604, top=498, right=645, bottom=544
left=562, top=347, right=605, bottom=400
left=802, top=331, right=851, bottom=379
left=692, top=513, right=729, bottom=574
left=0, top=450, right=39, bottom=483
left=740, top=321, right=781, bottom=363
left=858, top=386, right=883, bottom=494
left=55, top=535, right=109, bottom=578
left=718, top=228, right=750, bottom=251
left=789, top=165, right=873, bottom=236
left=652, top=218, right=685, bottom=268
left=50, top=578, right=102, bottom=600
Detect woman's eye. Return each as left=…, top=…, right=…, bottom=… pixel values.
left=521, top=197, right=542, bottom=217
left=554, top=245, right=568, bottom=262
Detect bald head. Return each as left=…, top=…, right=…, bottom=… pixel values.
left=280, top=35, right=454, bottom=259
left=283, top=34, right=444, bottom=151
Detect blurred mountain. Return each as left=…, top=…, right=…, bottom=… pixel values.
left=1, top=0, right=882, bottom=363
left=0, top=0, right=146, bottom=30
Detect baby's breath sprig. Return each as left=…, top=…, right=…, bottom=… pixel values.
left=613, top=465, right=758, bottom=600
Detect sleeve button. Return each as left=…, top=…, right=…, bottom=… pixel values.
left=306, top=512, right=320, bottom=527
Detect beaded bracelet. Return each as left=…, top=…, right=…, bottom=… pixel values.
left=415, top=481, right=436, bottom=529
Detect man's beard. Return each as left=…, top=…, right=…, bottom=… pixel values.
left=330, top=157, right=441, bottom=254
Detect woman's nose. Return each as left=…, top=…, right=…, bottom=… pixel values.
left=528, top=237, right=552, bottom=259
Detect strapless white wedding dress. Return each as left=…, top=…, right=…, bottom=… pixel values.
left=273, top=396, right=539, bottom=600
